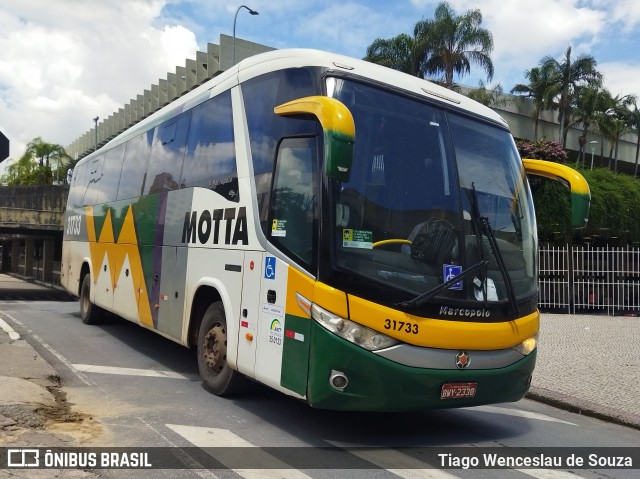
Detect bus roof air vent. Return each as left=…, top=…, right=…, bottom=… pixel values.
left=421, top=87, right=461, bottom=105
left=333, top=61, right=354, bottom=71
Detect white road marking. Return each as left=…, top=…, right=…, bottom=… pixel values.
left=72, top=363, right=192, bottom=379
left=0, top=315, right=20, bottom=340
left=517, top=469, right=585, bottom=479
left=136, top=418, right=219, bottom=479
left=166, top=424, right=313, bottom=479
left=29, top=335, right=96, bottom=386
left=462, top=405, right=577, bottom=426
left=328, top=440, right=459, bottom=479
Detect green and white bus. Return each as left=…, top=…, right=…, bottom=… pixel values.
left=61, top=49, right=590, bottom=411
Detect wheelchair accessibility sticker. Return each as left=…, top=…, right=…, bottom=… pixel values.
left=265, top=256, right=276, bottom=280
left=443, top=264, right=463, bottom=290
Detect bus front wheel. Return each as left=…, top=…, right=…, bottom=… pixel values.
left=80, top=274, right=103, bottom=325
left=197, top=302, right=247, bottom=396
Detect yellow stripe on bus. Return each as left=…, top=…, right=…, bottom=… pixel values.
left=348, top=294, right=539, bottom=350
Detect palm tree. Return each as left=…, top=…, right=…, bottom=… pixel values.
left=26, top=137, right=71, bottom=168
left=5, top=153, right=38, bottom=185
left=629, top=102, right=640, bottom=177
left=540, top=46, right=601, bottom=147
left=364, top=31, right=430, bottom=77
left=608, top=94, right=636, bottom=172
left=418, top=2, right=494, bottom=89
left=511, top=66, right=554, bottom=140
left=572, top=83, right=605, bottom=165
left=25, top=137, right=72, bottom=184
left=466, top=80, right=507, bottom=107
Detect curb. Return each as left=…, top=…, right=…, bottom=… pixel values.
left=0, top=316, right=20, bottom=340
left=527, top=386, right=640, bottom=431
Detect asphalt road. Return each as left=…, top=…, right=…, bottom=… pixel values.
left=2, top=298, right=639, bottom=479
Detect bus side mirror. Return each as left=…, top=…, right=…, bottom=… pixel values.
left=274, top=96, right=355, bottom=182
left=522, top=158, right=591, bottom=229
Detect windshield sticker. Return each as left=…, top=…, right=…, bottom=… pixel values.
left=271, top=219, right=287, bottom=237
left=443, top=264, right=463, bottom=290
left=342, top=229, right=373, bottom=249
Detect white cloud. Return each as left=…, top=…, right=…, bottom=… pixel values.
left=599, top=62, right=640, bottom=100
left=0, top=0, right=198, bottom=161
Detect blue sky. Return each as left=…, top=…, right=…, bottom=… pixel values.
left=1, top=0, right=639, bottom=168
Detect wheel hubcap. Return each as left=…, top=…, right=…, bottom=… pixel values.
left=203, top=324, right=226, bottom=375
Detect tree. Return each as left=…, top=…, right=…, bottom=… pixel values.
left=3, top=153, right=39, bottom=185
left=1, top=137, right=72, bottom=185
left=363, top=2, right=494, bottom=90
left=597, top=93, right=636, bottom=171
left=511, top=66, right=554, bottom=140
left=418, top=2, right=494, bottom=89
left=540, top=46, right=601, bottom=147
left=364, top=31, right=430, bottom=77
left=628, top=102, right=640, bottom=178
left=466, top=80, right=507, bottom=107
left=572, top=83, right=605, bottom=165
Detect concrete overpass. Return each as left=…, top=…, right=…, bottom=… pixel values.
left=0, top=185, right=67, bottom=284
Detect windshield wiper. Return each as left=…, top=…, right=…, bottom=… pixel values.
left=395, top=260, right=488, bottom=310
left=469, top=183, right=519, bottom=314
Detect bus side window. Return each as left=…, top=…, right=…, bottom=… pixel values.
left=181, top=91, right=237, bottom=200
left=68, top=162, right=88, bottom=207
left=241, top=68, right=319, bottom=233
left=82, top=155, right=104, bottom=206
left=99, top=143, right=126, bottom=203
left=268, top=137, right=318, bottom=270
left=117, top=130, right=153, bottom=201
left=145, top=111, right=191, bottom=195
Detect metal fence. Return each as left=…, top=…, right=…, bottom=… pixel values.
left=539, top=245, right=640, bottom=315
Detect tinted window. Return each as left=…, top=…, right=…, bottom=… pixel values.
left=117, top=130, right=153, bottom=200
left=181, top=91, right=237, bottom=201
left=145, top=112, right=191, bottom=195
left=83, top=155, right=104, bottom=206
left=67, top=161, right=87, bottom=207
left=269, top=137, right=318, bottom=270
left=99, top=143, right=126, bottom=203
left=241, top=68, right=319, bottom=230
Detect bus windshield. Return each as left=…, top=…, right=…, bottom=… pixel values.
left=328, top=77, right=537, bottom=310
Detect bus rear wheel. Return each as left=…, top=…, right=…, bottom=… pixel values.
left=80, top=274, right=103, bottom=325
left=197, top=302, right=247, bottom=396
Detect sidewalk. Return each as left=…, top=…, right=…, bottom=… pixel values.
left=529, top=312, right=640, bottom=429
left=0, top=305, right=638, bottom=460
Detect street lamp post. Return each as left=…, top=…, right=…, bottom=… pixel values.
left=93, top=116, right=99, bottom=152
left=589, top=140, right=598, bottom=170
left=233, top=5, right=259, bottom=66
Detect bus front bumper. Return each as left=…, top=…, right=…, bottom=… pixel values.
left=306, top=321, right=536, bottom=412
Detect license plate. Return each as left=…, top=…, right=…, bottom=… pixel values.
left=440, top=382, right=477, bottom=399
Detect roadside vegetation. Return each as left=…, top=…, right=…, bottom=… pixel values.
left=1, top=137, right=72, bottom=186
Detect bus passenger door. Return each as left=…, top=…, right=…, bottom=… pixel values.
left=236, top=251, right=263, bottom=377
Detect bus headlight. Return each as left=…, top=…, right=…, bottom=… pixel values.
left=311, top=304, right=399, bottom=351
left=513, top=334, right=538, bottom=356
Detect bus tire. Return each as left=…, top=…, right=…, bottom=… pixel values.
left=197, top=301, right=247, bottom=396
left=80, top=274, right=103, bottom=325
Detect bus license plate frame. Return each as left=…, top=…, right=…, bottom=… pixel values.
left=440, top=382, right=477, bottom=399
